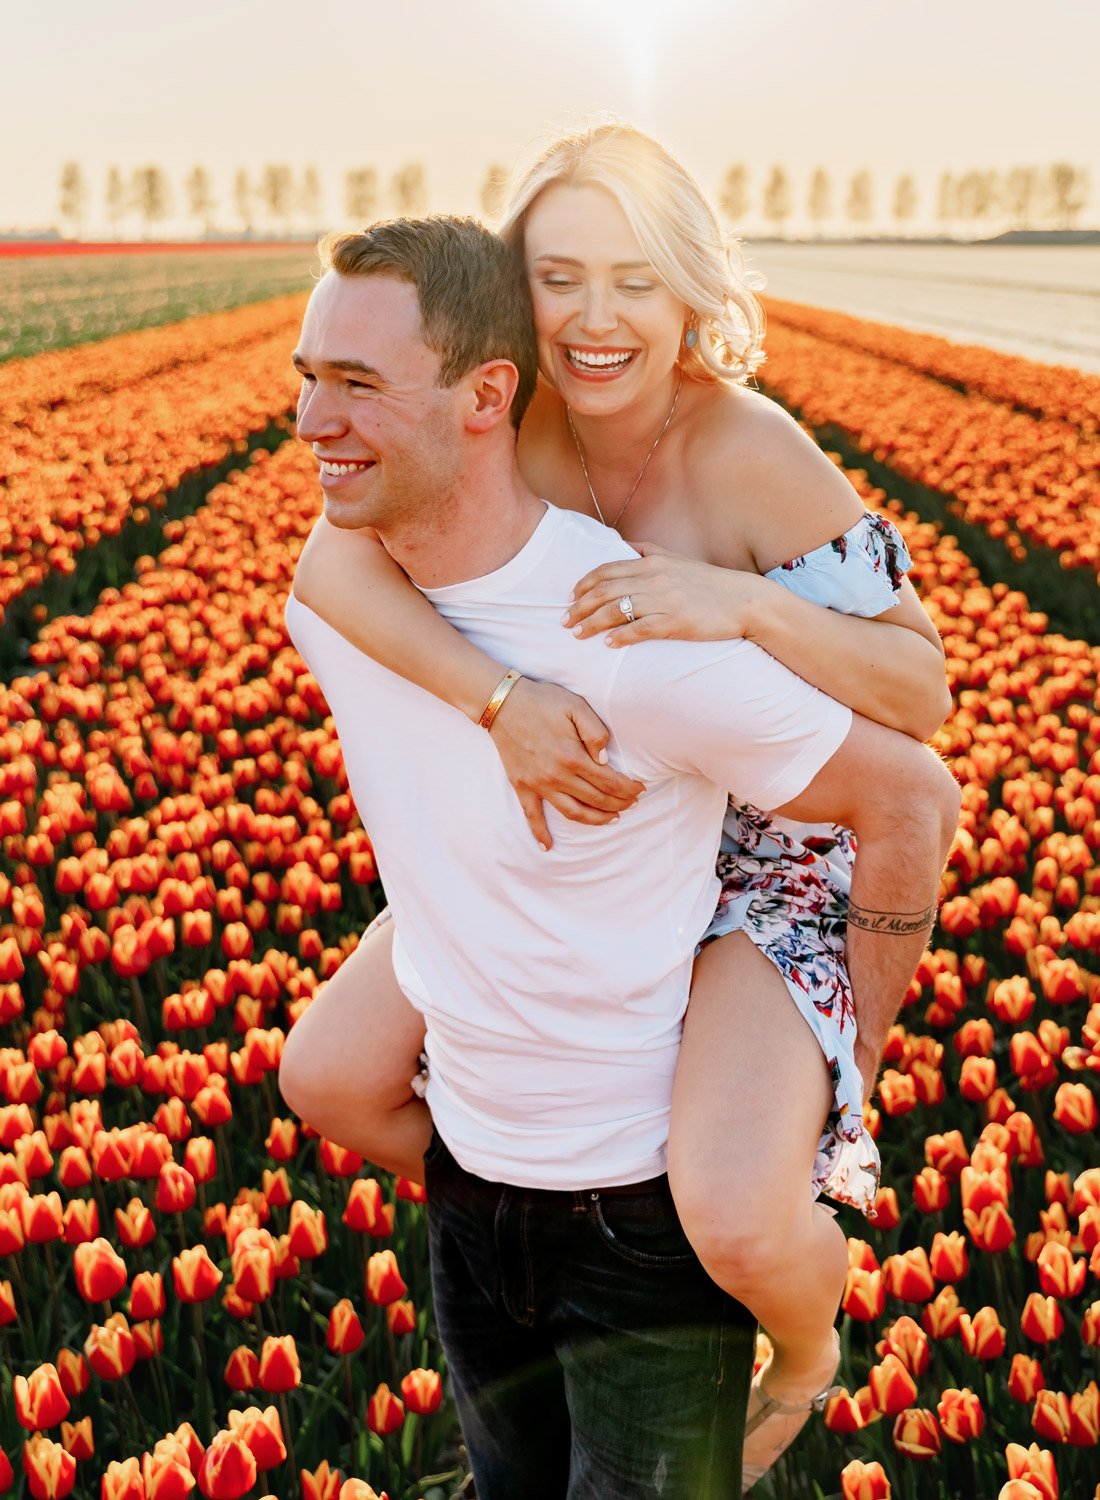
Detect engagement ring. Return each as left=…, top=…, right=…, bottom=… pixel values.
left=619, top=595, right=636, bottom=623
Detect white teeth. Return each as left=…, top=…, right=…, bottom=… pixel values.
left=318, top=460, right=372, bottom=476
left=567, top=348, right=633, bottom=369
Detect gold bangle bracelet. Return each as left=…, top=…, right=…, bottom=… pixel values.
left=478, top=669, right=523, bottom=731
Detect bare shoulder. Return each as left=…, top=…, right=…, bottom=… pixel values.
left=685, top=383, right=867, bottom=573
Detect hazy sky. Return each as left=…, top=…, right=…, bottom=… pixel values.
left=3, top=0, right=1096, bottom=234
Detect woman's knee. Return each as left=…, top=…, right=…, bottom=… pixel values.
left=671, top=1158, right=803, bottom=1295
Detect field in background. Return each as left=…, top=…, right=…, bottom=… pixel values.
left=752, top=244, right=1100, bottom=373
left=0, top=244, right=316, bottom=361
left=0, top=253, right=1098, bottom=1500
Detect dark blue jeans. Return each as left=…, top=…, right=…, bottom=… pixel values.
left=424, top=1130, right=754, bottom=1499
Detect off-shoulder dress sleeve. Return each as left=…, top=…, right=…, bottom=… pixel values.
left=764, top=511, right=912, bottom=618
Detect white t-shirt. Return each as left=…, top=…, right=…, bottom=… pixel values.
left=286, top=503, right=851, bottom=1189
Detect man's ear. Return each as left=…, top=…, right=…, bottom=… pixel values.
left=464, top=360, right=519, bottom=433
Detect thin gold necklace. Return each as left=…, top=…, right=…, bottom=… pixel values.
left=566, top=373, right=683, bottom=530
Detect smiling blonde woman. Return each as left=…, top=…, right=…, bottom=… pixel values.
left=280, top=123, right=954, bottom=1490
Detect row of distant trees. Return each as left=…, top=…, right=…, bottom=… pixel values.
left=55, top=159, right=1090, bottom=239
left=723, top=161, right=1090, bottom=235
left=56, top=163, right=438, bottom=238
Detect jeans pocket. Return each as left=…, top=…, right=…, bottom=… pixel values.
left=589, top=1190, right=698, bottom=1270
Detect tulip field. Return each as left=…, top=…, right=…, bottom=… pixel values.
left=0, top=261, right=1098, bottom=1500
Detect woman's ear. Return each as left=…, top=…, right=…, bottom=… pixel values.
left=465, top=359, right=520, bottom=433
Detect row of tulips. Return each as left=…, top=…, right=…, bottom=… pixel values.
left=0, top=335, right=1096, bottom=1496
left=757, top=316, right=1100, bottom=579
left=763, top=297, right=1100, bottom=435
left=0, top=442, right=453, bottom=1496
left=0, top=295, right=307, bottom=626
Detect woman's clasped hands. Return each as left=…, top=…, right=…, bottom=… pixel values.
left=562, top=542, right=772, bottom=646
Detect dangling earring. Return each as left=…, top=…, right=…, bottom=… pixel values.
left=684, top=325, right=698, bottom=350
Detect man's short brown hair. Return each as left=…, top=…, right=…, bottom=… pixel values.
left=319, top=216, right=538, bottom=429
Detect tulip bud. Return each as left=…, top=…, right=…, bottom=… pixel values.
left=959, top=1306, right=1006, bottom=1360
left=129, top=1271, right=166, bottom=1321
left=197, top=1431, right=257, bottom=1500
left=386, top=1299, right=417, bottom=1336
left=892, top=1407, right=941, bottom=1459
left=224, top=1346, right=261, bottom=1391
left=361, top=1246, right=409, bottom=1312
left=60, top=1415, right=94, bottom=1461
left=937, top=1387, right=984, bottom=1443
left=824, top=1388, right=865, bottom=1433
left=929, top=1230, right=969, bottom=1283
left=23, top=1433, right=78, bottom=1500
left=73, top=1238, right=128, bottom=1303
left=1068, top=1381, right=1099, bottom=1447
left=56, top=1349, right=90, bottom=1398
left=839, top=1458, right=891, bottom=1499
left=326, top=1298, right=365, bottom=1355
left=367, top=1382, right=404, bottom=1436
left=172, top=1246, right=223, bottom=1304
left=882, top=1248, right=935, bottom=1303
left=843, top=1267, right=886, bottom=1321
left=1021, top=1293, right=1065, bottom=1344
left=100, top=1455, right=145, bottom=1500
left=343, top=1178, right=395, bottom=1237
left=287, top=1201, right=327, bottom=1260
left=84, top=1316, right=137, bottom=1381
left=257, top=1334, right=300, bottom=1393
left=400, top=1366, right=443, bottom=1416
left=300, top=1461, right=342, bottom=1500
left=869, top=1354, right=918, bottom=1416
left=15, top=1362, right=71, bottom=1430
left=913, top=1167, right=949, bottom=1214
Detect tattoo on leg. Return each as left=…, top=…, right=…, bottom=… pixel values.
left=847, top=902, right=938, bottom=936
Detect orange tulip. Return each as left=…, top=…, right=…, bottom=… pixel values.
left=226, top=1406, right=286, bottom=1470
left=224, top=1346, right=260, bottom=1392
left=839, top=1459, right=891, bottom=1499
left=343, top=1178, right=395, bottom=1237
left=300, top=1461, right=342, bottom=1500
left=15, top=1362, right=71, bottom=1430
left=824, top=1389, right=865, bottom=1433
left=882, top=1248, right=935, bottom=1303
left=400, top=1366, right=443, bottom=1415
left=1068, top=1382, right=1099, bottom=1447
left=1009, top=1355, right=1047, bottom=1404
left=100, top=1456, right=146, bottom=1500
left=257, top=1334, right=300, bottom=1393
left=937, top=1387, right=984, bottom=1443
left=22, top=1433, right=77, bottom=1500
left=929, top=1230, right=968, bottom=1283
left=876, top=1316, right=930, bottom=1378
left=172, top=1246, right=223, bottom=1304
left=287, top=1201, right=327, bottom=1259
left=59, top=1416, right=94, bottom=1461
left=1053, top=1083, right=1098, bottom=1134
left=55, top=1349, right=89, bottom=1398
left=129, top=1270, right=166, bottom=1321
left=84, top=1316, right=136, bottom=1381
left=1032, top=1390, right=1072, bottom=1445
left=197, top=1432, right=256, bottom=1500
left=367, top=1382, right=404, bottom=1436
left=386, top=1299, right=417, bottom=1336
left=1021, top=1293, right=1065, bottom=1344
left=869, top=1353, right=918, bottom=1416
left=366, top=1248, right=408, bottom=1306
left=959, top=1305, right=1007, bottom=1360
left=73, top=1237, right=128, bottom=1302
left=891, top=1407, right=941, bottom=1459
left=326, top=1298, right=365, bottom=1355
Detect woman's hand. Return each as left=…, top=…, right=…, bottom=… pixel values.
left=563, top=543, right=771, bottom=646
left=489, top=678, right=646, bottom=850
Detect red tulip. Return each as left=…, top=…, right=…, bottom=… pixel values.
left=1053, top=1083, right=1098, bottom=1134
left=1009, top=1355, right=1047, bottom=1404
left=326, top=1298, right=365, bottom=1355
left=84, top=1316, right=137, bottom=1381
left=959, top=1306, right=1006, bottom=1360
left=839, top=1459, right=891, bottom=1499
left=343, top=1178, right=395, bottom=1237
left=257, top=1335, right=300, bottom=1392
left=1068, top=1382, right=1099, bottom=1447
left=843, top=1267, right=885, bottom=1321
left=300, top=1461, right=342, bottom=1500
left=891, top=1407, right=941, bottom=1459
left=1036, top=1241, right=1087, bottom=1299
left=129, top=1271, right=166, bottom=1321
left=60, top=1416, right=94, bottom=1461
left=226, top=1406, right=286, bottom=1470
left=367, top=1382, right=404, bottom=1436
left=386, top=1299, right=417, bottom=1336
left=876, top=1316, right=930, bottom=1378
left=172, top=1246, right=223, bottom=1304
left=400, top=1366, right=443, bottom=1416
left=100, top=1455, right=145, bottom=1500
left=22, top=1433, right=77, bottom=1500
left=366, top=1249, right=407, bottom=1306
left=1021, top=1294, right=1065, bottom=1344
left=882, top=1248, right=935, bottom=1303
left=938, top=1387, right=984, bottom=1443
left=929, top=1231, right=969, bottom=1283
left=73, top=1238, right=128, bottom=1302
left=15, top=1363, right=71, bottom=1430
left=1032, top=1390, right=1071, bottom=1445
left=824, top=1389, right=865, bottom=1433
left=197, top=1433, right=256, bottom=1500
left=223, top=1346, right=260, bottom=1391
left=115, top=1198, right=156, bottom=1250
left=55, top=1349, right=90, bottom=1398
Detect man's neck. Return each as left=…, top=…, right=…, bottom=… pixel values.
left=380, top=464, right=546, bottom=590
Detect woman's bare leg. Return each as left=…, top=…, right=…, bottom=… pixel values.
left=278, top=920, right=432, bottom=1182
left=668, top=931, right=848, bottom=1403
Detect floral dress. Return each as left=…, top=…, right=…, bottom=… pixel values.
left=699, top=510, right=912, bottom=1217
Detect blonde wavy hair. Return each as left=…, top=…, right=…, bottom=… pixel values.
left=498, top=123, right=765, bottom=386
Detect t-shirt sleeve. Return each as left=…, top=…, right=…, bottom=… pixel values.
left=609, top=636, right=852, bottom=811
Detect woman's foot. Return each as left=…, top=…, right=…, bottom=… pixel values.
left=741, top=1330, right=841, bottom=1493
